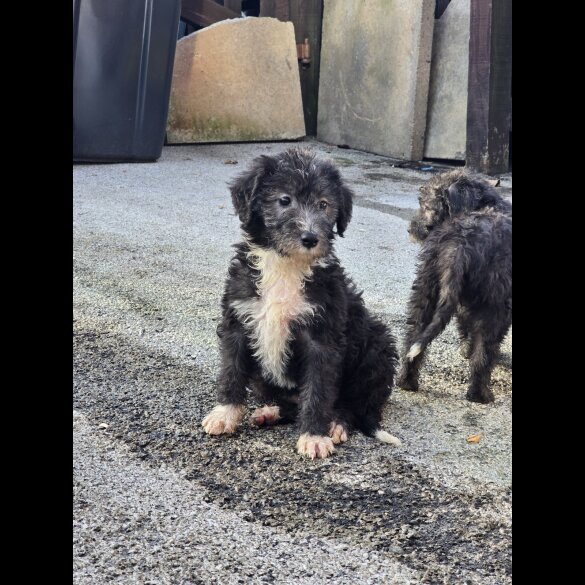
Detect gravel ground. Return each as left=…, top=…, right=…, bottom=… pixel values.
left=73, top=139, right=512, bottom=584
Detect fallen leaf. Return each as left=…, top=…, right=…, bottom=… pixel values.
left=466, top=434, right=482, bottom=443
left=224, top=159, right=238, bottom=165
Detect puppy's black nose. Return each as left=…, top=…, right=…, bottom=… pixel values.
left=300, top=231, right=319, bottom=248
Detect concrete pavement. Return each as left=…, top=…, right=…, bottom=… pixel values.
left=73, top=139, right=512, bottom=584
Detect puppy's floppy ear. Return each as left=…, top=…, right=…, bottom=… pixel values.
left=335, top=184, right=354, bottom=237
left=229, top=155, right=277, bottom=223
left=476, top=185, right=501, bottom=209
left=444, top=181, right=468, bottom=218
left=445, top=178, right=501, bottom=217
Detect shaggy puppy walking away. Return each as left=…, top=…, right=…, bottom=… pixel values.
left=397, top=170, right=512, bottom=403
left=202, top=149, right=400, bottom=459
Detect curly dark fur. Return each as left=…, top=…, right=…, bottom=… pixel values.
left=397, top=170, right=512, bottom=403
left=204, top=149, right=398, bottom=452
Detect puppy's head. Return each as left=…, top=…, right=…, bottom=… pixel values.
left=408, top=170, right=506, bottom=242
left=229, top=148, right=353, bottom=260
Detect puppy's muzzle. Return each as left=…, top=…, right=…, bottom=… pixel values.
left=300, top=231, right=319, bottom=249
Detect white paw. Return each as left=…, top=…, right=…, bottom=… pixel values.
left=296, top=433, right=335, bottom=459
left=202, top=404, right=246, bottom=435
left=250, top=405, right=281, bottom=426
left=328, top=422, right=348, bottom=445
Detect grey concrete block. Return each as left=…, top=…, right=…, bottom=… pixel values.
left=167, top=17, right=305, bottom=143
left=424, top=0, right=470, bottom=160
left=317, top=0, right=435, bottom=160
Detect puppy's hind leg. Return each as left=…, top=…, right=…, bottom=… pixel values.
left=328, top=420, right=349, bottom=445
left=249, top=401, right=299, bottom=427
left=466, top=336, right=498, bottom=404
left=340, top=321, right=402, bottom=446
left=396, top=273, right=439, bottom=392
left=249, top=380, right=299, bottom=427
left=398, top=258, right=462, bottom=390
left=456, top=307, right=473, bottom=359
left=466, top=311, right=511, bottom=403
left=249, top=405, right=282, bottom=427
left=396, top=346, right=427, bottom=392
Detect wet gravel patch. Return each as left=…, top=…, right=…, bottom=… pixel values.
left=74, top=410, right=420, bottom=584
left=74, top=324, right=511, bottom=584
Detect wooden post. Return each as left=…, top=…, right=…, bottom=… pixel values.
left=260, top=0, right=290, bottom=21
left=223, top=1, right=242, bottom=14
left=181, top=0, right=239, bottom=28
left=261, top=0, right=324, bottom=135
left=465, top=0, right=512, bottom=175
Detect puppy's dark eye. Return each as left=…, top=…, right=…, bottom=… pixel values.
left=279, top=196, right=291, bottom=206
left=319, top=200, right=328, bottom=210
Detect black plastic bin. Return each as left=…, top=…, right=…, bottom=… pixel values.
left=73, top=0, right=181, bottom=162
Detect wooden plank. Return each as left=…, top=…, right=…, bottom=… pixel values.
left=261, top=1, right=323, bottom=135
left=465, top=0, right=512, bottom=174
left=181, top=0, right=239, bottom=28
left=223, top=0, right=242, bottom=13
left=260, top=0, right=290, bottom=21
left=288, top=0, right=324, bottom=135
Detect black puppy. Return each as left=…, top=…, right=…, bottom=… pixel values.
left=202, top=148, right=400, bottom=458
left=397, top=170, right=512, bottom=403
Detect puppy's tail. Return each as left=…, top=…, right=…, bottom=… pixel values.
left=373, top=428, right=402, bottom=446
left=357, top=418, right=402, bottom=447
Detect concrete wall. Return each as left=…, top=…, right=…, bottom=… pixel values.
left=424, top=0, right=470, bottom=160
left=317, top=0, right=435, bottom=160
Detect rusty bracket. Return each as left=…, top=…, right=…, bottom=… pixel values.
left=297, top=38, right=310, bottom=69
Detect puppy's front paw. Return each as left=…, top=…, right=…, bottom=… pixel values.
left=250, top=405, right=281, bottom=427
left=202, top=404, right=246, bottom=435
left=328, top=422, right=348, bottom=445
left=296, top=433, right=335, bottom=459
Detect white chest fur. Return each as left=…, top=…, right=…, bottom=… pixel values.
left=230, top=247, right=316, bottom=388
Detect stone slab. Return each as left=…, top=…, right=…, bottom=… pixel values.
left=167, top=17, right=306, bottom=143
left=317, top=0, right=435, bottom=160
left=424, top=0, right=470, bottom=160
